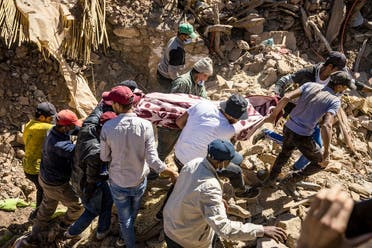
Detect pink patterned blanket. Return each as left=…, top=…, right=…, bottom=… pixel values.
left=134, top=93, right=277, bottom=141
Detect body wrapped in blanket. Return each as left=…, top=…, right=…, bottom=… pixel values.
left=134, top=93, right=277, bottom=141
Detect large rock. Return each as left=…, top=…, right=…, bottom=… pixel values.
left=258, top=153, right=276, bottom=165
left=260, top=67, right=278, bottom=87
left=245, top=144, right=266, bottom=156
left=324, top=161, right=342, bottom=174
left=277, top=60, right=292, bottom=75
left=277, top=214, right=301, bottom=248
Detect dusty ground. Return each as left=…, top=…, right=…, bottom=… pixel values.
left=0, top=0, right=371, bottom=247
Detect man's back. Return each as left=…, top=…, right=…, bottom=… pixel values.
left=286, top=83, right=340, bottom=136
left=23, top=120, right=53, bottom=175
left=40, top=127, right=75, bottom=185
left=157, top=36, right=185, bottom=80
left=100, top=113, right=164, bottom=188
left=175, top=101, right=235, bottom=164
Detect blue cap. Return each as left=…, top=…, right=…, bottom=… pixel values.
left=208, top=139, right=241, bottom=162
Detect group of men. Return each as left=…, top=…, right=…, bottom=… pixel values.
left=18, top=22, right=371, bottom=248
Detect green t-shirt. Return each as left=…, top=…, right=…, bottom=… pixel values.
left=23, top=120, right=53, bottom=175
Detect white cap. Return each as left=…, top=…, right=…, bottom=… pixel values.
left=193, top=57, right=213, bottom=76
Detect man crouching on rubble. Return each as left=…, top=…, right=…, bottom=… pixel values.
left=163, top=139, right=287, bottom=248
left=264, top=71, right=356, bottom=198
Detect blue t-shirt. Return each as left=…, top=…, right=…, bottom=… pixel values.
left=285, top=83, right=340, bottom=136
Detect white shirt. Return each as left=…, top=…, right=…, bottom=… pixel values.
left=174, top=101, right=235, bottom=164
left=315, top=63, right=330, bottom=85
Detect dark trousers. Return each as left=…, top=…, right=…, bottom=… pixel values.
left=164, top=234, right=219, bottom=248
left=269, top=126, right=323, bottom=182
left=165, top=234, right=183, bottom=248
left=25, top=173, right=43, bottom=208
left=156, top=70, right=173, bottom=93
left=157, top=127, right=181, bottom=161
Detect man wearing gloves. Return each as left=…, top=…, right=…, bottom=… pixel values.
left=163, top=139, right=287, bottom=248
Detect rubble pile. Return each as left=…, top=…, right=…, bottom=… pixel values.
left=0, top=0, right=371, bottom=248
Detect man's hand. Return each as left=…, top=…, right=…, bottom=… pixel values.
left=297, top=186, right=354, bottom=248
left=319, top=150, right=330, bottom=167
left=263, top=226, right=287, bottom=243
left=169, top=170, right=179, bottom=184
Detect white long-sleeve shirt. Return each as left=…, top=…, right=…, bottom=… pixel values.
left=100, top=113, right=166, bottom=188
left=164, top=158, right=264, bottom=248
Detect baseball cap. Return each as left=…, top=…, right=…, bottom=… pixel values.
left=56, top=109, right=82, bottom=127
left=325, top=51, right=347, bottom=69
left=117, top=80, right=138, bottom=92
left=330, top=71, right=356, bottom=90
left=220, top=94, right=248, bottom=120
left=193, top=57, right=213, bottom=76
left=208, top=139, right=241, bottom=162
left=107, top=86, right=134, bottom=105
left=36, top=102, right=57, bottom=117
left=101, top=91, right=112, bottom=106
left=178, top=23, right=198, bottom=39
left=99, top=111, right=117, bottom=125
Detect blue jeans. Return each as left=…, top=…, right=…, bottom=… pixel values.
left=109, top=178, right=147, bottom=248
left=68, top=182, right=113, bottom=235
left=263, top=125, right=322, bottom=170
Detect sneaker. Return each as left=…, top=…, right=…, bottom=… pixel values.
left=235, top=187, right=260, bottom=199
left=14, top=235, right=35, bottom=248
left=154, top=211, right=163, bottom=222
left=115, top=237, right=125, bottom=247
left=252, top=128, right=267, bottom=144
left=64, top=230, right=80, bottom=239
left=96, top=228, right=110, bottom=241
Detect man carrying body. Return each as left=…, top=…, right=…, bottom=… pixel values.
left=265, top=71, right=356, bottom=197
left=164, top=139, right=287, bottom=248
left=100, top=86, right=178, bottom=247
left=66, top=111, right=117, bottom=241
left=20, top=110, right=83, bottom=246
left=157, top=23, right=198, bottom=92
left=256, top=51, right=371, bottom=170
left=174, top=94, right=261, bottom=198
left=156, top=57, right=213, bottom=168
left=23, top=102, right=56, bottom=219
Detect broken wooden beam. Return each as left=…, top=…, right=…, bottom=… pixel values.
left=326, top=0, right=346, bottom=44
left=300, top=7, right=313, bottom=42
left=354, top=38, right=368, bottom=72
left=203, top=24, right=233, bottom=37
left=308, top=20, right=332, bottom=53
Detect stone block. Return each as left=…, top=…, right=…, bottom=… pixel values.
left=324, top=162, right=342, bottom=174
left=277, top=214, right=301, bottom=248
left=258, top=153, right=276, bottom=165
left=246, top=144, right=266, bottom=156
left=256, top=238, right=288, bottom=248
left=277, top=60, right=292, bottom=75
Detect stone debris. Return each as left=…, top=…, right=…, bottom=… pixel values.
left=0, top=0, right=371, bottom=247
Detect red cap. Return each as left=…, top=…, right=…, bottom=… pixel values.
left=99, top=111, right=117, bottom=125
left=56, top=109, right=82, bottom=127
left=101, top=91, right=112, bottom=106
left=107, top=86, right=134, bottom=105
